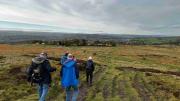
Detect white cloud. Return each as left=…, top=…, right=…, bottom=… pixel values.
left=0, top=0, right=180, bottom=35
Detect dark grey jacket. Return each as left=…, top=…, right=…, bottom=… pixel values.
left=86, top=60, right=95, bottom=72
left=28, top=57, right=56, bottom=84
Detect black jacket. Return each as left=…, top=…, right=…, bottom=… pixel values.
left=28, top=59, right=56, bottom=84
left=86, top=60, right=95, bottom=72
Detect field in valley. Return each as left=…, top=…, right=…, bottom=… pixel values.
left=0, top=44, right=180, bottom=101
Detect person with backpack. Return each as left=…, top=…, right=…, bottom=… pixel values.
left=27, top=52, right=56, bottom=101
left=86, top=56, right=95, bottom=86
left=60, top=51, right=69, bottom=65
left=60, top=54, right=79, bottom=101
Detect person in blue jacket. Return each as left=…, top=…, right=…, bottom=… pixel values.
left=60, top=51, right=69, bottom=65
left=60, top=54, right=79, bottom=101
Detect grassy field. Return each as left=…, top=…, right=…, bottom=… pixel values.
left=0, top=44, right=180, bottom=101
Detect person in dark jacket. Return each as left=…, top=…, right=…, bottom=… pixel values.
left=86, top=56, right=95, bottom=85
left=60, top=54, right=79, bottom=101
left=28, top=53, right=56, bottom=101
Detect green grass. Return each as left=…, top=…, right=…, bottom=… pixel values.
left=0, top=44, right=180, bottom=101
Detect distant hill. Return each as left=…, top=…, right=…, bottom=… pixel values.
left=0, top=30, right=179, bottom=45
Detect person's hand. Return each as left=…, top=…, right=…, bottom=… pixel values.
left=49, top=84, right=51, bottom=88
left=52, top=67, right=57, bottom=72
left=27, top=76, right=31, bottom=82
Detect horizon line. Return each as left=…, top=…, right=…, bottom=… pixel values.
left=0, top=29, right=179, bottom=37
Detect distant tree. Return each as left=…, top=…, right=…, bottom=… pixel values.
left=80, top=39, right=87, bottom=46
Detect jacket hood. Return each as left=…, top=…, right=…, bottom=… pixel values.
left=32, top=57, right=45, bottom=64
left=64, top=60, right=75, bottom=68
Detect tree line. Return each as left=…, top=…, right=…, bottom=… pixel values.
left=27, top=37, right=180, bottom=46
left=30, top=39, right=117, bottom=47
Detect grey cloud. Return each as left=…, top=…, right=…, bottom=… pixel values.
left=0, top=0, right=180, bottom=35
left=74, top=0, right=180, bottom=35
left=52, top=0, right=180, bottom=28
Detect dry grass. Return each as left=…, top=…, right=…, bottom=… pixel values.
left=0, top=44, right=180, bottom=101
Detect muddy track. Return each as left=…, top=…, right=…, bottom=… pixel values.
left=22, top=54, right=61, bottom=62
left=118, top=79, right=127, bottom=99
left=0, top=56, right=5, bottom=60
left=116, top=66, right=180, bottom=76
left=77, top=82, right=88, bottom=101
left=111, top=76, right=118, bottom=97
left=102, top=84, right=109, bottom=100
left=78, top=65, right=105, bottom=101
left=119, top=54, right=177, bottom=58
left=0, top=56, right=5, bottom=64
left=132, top=74, right=151, bottom=101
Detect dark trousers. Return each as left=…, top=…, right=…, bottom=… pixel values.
left=86, top=70, right=93, bottom=84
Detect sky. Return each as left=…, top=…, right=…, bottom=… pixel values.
left=0, top=0, right=180, bottom=35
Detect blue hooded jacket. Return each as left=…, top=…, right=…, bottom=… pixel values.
left=61, top=59, right=79, bottom=87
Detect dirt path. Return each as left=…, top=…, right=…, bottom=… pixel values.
left=111, top=76, right=118, bottom=97
left=116, top=66, right=180, bottom=76
left=78, top=65, right=105, bottom=101
left=102, top=84, right=109, bottom=100
left=132, top=74, right=151, bottom=101
left=78, top=82, right=89, bottom=101
left=118, top=79, right=127, bottom=99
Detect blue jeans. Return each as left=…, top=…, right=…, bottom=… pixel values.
left=66, top=86, right=79, bottom=101
left=38, top=84, right=49, bottom=101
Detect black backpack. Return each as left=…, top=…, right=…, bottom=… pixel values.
left=86, top=61, right=93, bottom=70
left=27, top=62, right=44, bottom=84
